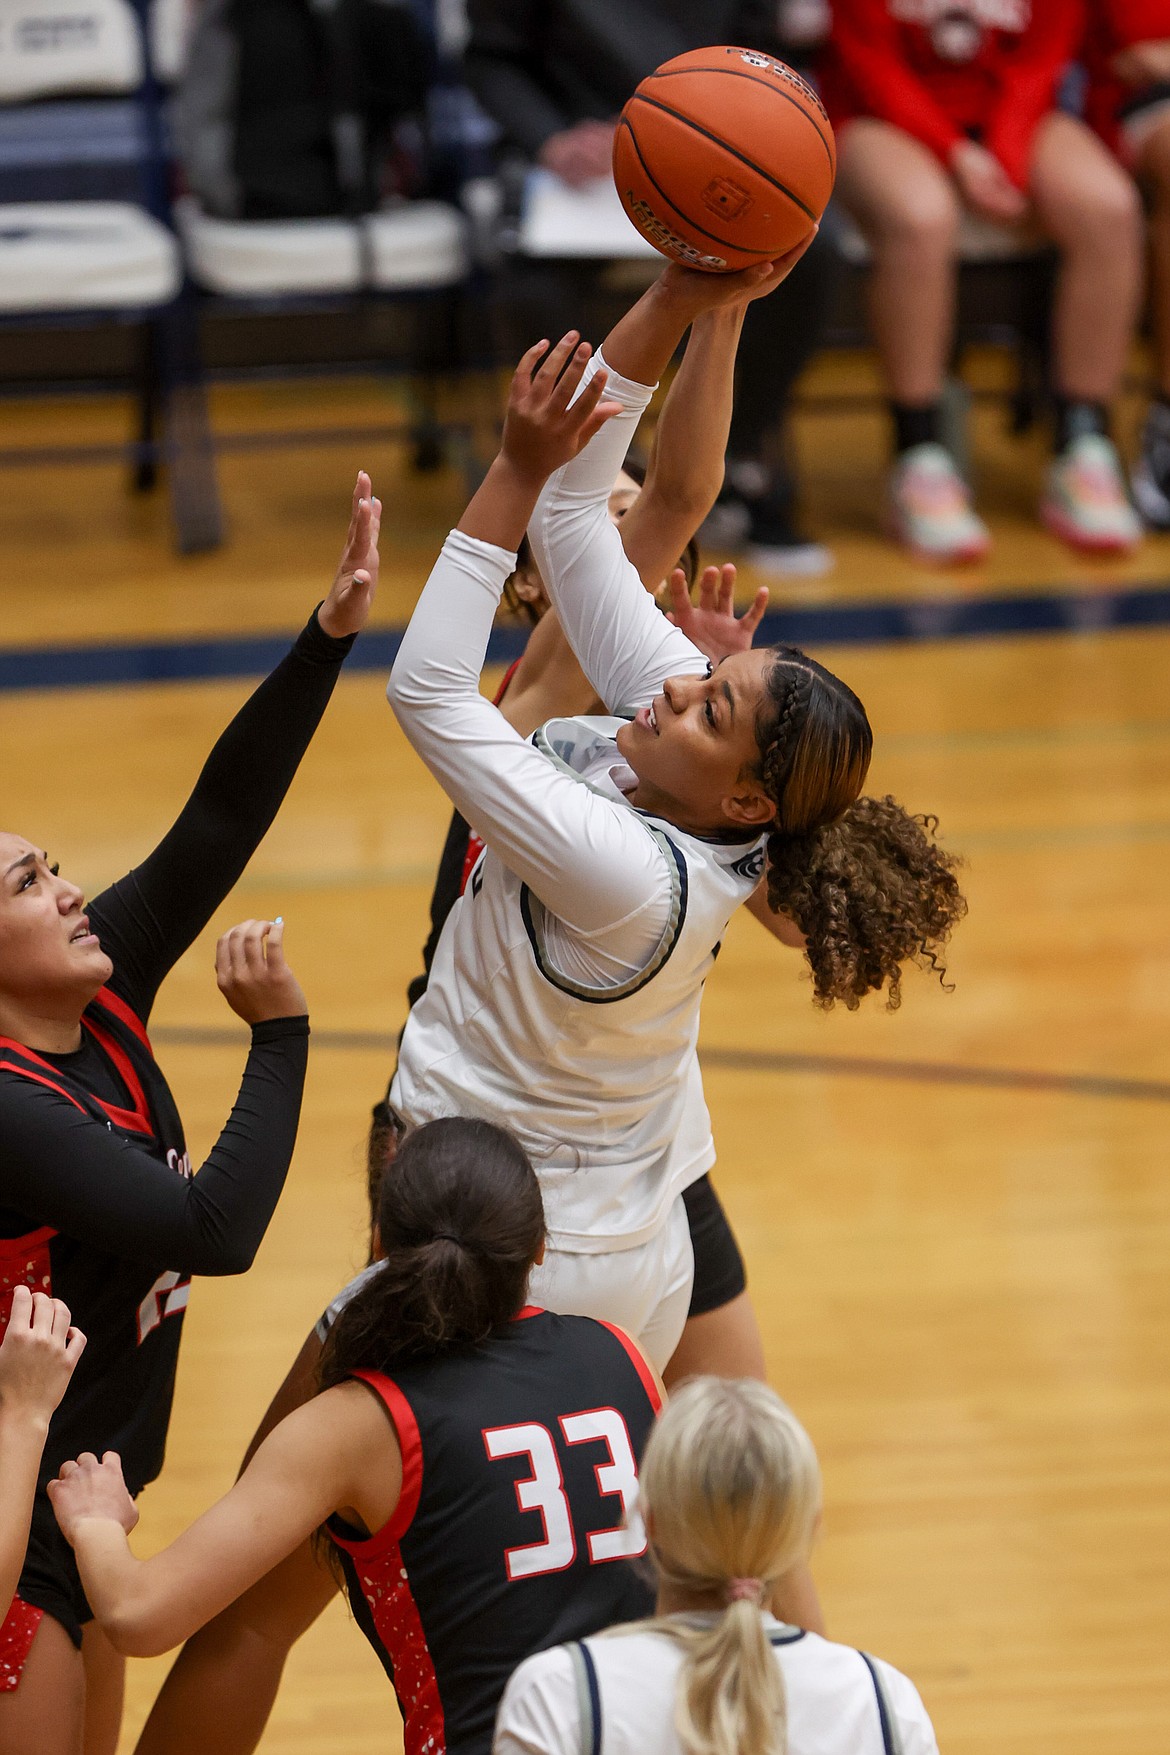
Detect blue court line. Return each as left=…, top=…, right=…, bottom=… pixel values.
left=3, top=579, right=1170, bottom=693
left=149, top=1025, right=1170, bottom=1104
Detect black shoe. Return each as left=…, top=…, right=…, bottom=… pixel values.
left=1132, top=401, right=1170, bottom=530
left=702, top=462, right=833, bottom=577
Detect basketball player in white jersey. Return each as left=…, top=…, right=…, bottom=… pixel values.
left=494, top=1377, right=940, bottom=1755
left=386, top=258, right=965, bottom=1370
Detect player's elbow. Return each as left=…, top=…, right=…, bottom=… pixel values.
left=211, top=1238, right=260, bottom=1277
left=103, top=1603, right=174, bottom=1658
left=386, top=661, right=428, bottom=722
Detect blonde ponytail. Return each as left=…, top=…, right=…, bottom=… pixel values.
left=624, top=1378, right=821, bottom=1755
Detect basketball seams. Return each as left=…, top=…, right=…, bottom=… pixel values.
left=616, top=118, right=779, bottom=261
left=626, top=93, right=821, bottom=226
left=643, top=66, right=836, bottom=174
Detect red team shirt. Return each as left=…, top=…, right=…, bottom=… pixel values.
left=819, top=0, right=1085, bottom=188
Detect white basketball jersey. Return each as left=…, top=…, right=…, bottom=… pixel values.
left=495, top=1620, right=940, bottom=1755
left=392, top=715, right=767, bottom=1253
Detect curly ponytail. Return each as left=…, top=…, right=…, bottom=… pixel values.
left=767, top=795, right=966, bottom=1010
left=753, top=647, right=966, bottom=1008
left=318, top=1117, right=545, bottom=1390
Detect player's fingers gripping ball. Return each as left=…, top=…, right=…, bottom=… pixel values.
left=613, top=46, right=836, bottom=272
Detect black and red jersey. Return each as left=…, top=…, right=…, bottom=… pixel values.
left=0, top=985, right=192, bottom=1495
left=329, top=1306, right=660, bottom=1755
left=0, top=609, right=353, bottom=1640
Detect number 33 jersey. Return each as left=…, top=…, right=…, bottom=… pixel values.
left=327, top=1306, right=660, bottom=1755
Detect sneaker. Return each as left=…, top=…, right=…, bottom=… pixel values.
left=1041, top=433, right=1142, bottom=553
left=1131, top=401, right=1170, bottom=530
left=888, top=444, right=991, bottom=563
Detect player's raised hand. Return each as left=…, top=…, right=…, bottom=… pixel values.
left=215, top=919, right=308, bottom=1025
left=502, top=334, right=623, bottom=483
left=48, top=1450, right=138, bottom=1543
left=0, top=1285, right=85, bottom=1425
left=665, top=563, right=768, bottom=661
left=657, top=230, right=819, bottom=319
left=319, top=471, right=382, bottom=639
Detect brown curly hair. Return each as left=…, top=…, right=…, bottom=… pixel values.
left=754, top=647, right=966, bottom=1009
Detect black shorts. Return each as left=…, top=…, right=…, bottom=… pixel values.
left=16, top=1492, right=90, bottom=1650
left=682, top=1174, right=747, bottom=1318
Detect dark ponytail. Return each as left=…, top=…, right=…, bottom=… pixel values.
left=318, top=1117, right=545, bottom=1390
left=754, top=648, right=966, bottom=1009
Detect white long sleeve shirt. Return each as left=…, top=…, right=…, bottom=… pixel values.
left=387, top=354, right=766, bottom=1251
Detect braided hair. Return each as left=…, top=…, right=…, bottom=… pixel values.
left=755, top=647, right=966, bottom=1009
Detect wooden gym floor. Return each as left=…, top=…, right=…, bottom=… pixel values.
left=0, top=354, right=1167, bottom=1753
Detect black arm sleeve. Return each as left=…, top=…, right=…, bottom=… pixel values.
left=0, top=1019, right=308, bottom=1276
left=89, top=612, right=355, bottom=1024
left=463, top=0, right=569, bottom=156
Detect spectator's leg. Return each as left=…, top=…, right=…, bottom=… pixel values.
left=1029, top=113, right=1143, bottom=551
left=1131, top=115, right=1170, bottom=527
left=835, top=118, right=959, bottom=407
left=1030, top=113, right=1142, bottom=406
left=836, top=120, right=988, bottom=561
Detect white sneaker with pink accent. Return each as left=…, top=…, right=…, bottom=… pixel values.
left=888, top=444, right=991, bottom=564
left=1041, top=434, right=1142, bottom=553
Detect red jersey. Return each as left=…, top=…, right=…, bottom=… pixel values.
left=1082, top=0, right=1169, bottom=157
left=820, top=0, right=1085, bottom=187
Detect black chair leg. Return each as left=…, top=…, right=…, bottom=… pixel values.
left=133, top=322, right=159, bottom=492
left=155, top=290, right=224, bottom=555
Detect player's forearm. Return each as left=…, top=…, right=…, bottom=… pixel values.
left=71, top=1520, right=171, bottom=1654
left=0, top=1412, right=48, bottom=1608
left=644, top=306, right=745, bottom=520
left=600, top=272, right=704, bottom=389
left=529, top=353, right=702, bottom=717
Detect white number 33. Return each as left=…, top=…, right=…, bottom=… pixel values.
left=482, top=1408, right=645, bottom=1580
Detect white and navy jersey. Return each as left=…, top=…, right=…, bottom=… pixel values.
left=494, top=1616, right=941, bottom=1755
left=327, top=1307, right=660, bottom=1755
left=387, top=353, right=766, bottom=1252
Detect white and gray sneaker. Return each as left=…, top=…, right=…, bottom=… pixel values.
left=888, top=443, right=991, bottom=563
left=1041, top=433, right=1141, bottom=553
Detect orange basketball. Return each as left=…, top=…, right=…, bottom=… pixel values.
left=613, top=47, right=835, bottom=272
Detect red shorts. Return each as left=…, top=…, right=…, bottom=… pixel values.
left=0, top=1596, right=43, bottom=1692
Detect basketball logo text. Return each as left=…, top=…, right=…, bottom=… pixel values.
left=626, top=195, right=727, bottom=270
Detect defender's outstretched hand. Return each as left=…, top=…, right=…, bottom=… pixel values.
left=502, top=334, right=622, bottom=483
left=665, top=564, right=768, bottom=662
left=216, top=920, right=308, bottom=1025
left=319, top=471, right=382, bottom=639
left=456, top=335, right=623, bottom=553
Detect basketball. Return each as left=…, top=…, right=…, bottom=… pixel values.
left=612, top=46, right=836, bottom=272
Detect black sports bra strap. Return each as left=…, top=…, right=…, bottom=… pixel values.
left=859, top=1651, right=904, bottom=1755
left=568, top=1641, right=602, bottom=1755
